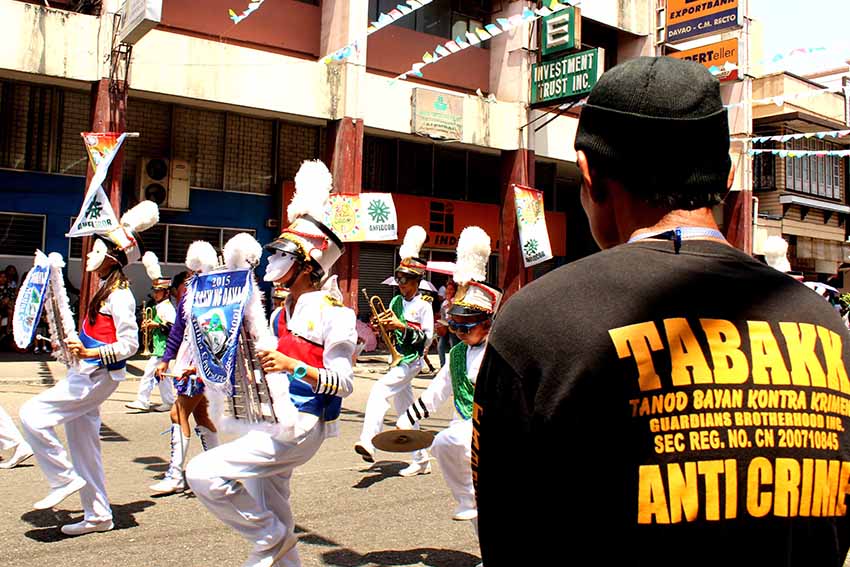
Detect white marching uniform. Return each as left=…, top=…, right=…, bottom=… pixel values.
left=359, top=293, right=434, bottom=464
left=186, top=290, right=356, bottom=566
left=20, top=285, right=138, bottom=522
left=0, top=404, right=26, bottom=451
left=398, top=341, right=485, bottom=518
left=134, top=298, right=176, bottom=408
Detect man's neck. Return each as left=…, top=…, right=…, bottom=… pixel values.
left=624, top=208, right=725, bottom=245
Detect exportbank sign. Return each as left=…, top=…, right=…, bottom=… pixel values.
left=666, top=0, right=739, bottom=43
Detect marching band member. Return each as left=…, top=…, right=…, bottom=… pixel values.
left=396, top=227, right=500, bottom=545
left=20, top=201, right=158, bottom=536
left=355, top=225, right=434, bottom=476
left=0, top=404, right=33, bottom=469
left=186, top=160, right=356, bottom=567
left=150, top=244, right=220, bottom=495
left=125, top=252, right=176, bottom=413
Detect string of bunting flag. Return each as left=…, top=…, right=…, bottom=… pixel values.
left=747, top=149, right=850, bottom=158
left=394, top=1, right=576, bottom=81
left=320, top=0, right=434, bottom=64
left=732, top=129, right=850, bottom=144
left=228, top=0, right=265, bottom=24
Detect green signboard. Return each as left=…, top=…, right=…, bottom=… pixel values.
left=531, top=47, right=604, bottom=107
left=541, top=7, right=581, bottom=56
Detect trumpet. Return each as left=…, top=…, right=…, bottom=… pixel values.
left=141, top=306, right=154, bottom=357
left=362, top=289, right=403, bottom=369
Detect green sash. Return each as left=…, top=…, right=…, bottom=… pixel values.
left=389, top=294, right=423, bottom=365
left=449, top=342, right=474, bottom=420
left=151, top=306, right=167, bottom=358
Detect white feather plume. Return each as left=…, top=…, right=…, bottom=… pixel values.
left=763, top=235, right=791, bottom=272
left=287, top=160, right=333, bottom=223
left=454, top=226, right=491, bottom=285
left=47, top=252, right=66, bottom=269
left=223, top=233, right=263, bottom=269
left=399, top=225, right=427, bottom=260
left=120, top=200, right=159, bottom=233
left=142, top=251, right=162, bottom=280
left=185, top=240, right=219, bottom=273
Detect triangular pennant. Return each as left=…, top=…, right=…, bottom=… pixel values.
left=465, top=31, right=481, bottom=45
left=535, top=7, right=553, bottom=16
left=412, top=62, right=426, bottom=71
left=445, top=41, right=461, bottom=53
left=423, top=52, right=434, bottom=63
left=388, top=9, right=403, bottom=19
left=407, top=0, right=422, bottom=7
left=522, top=7, right=536, bottom=20
left=485, top=23, right=502, bottom=36
left=378, top=12, right=392, bottom=24
left=410, top=69, right=424, bottom=77
left=397, top=4, right=412, bottom=14
left=549, top=1, right=568, bottom=11
left=475, top=28, right=492, bottom=41
left=435, top=45, right=451, bottom=57
left=509, top=14, right=524, bottom=26
left=455, top=36, right=470, bottom=49
left=497, top=17, right=512, bottom=31
left=367, top=24, right=377, bottom=33
left=67, top=184, right=121, bottom=238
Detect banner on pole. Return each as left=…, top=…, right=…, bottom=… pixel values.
left=513, top=184, right=553, bottom=267
left=188, top=269, right=253, bottom=389
left=13, top=251, right=51, bottom=349
left=324, top=193, right=398, bottom=242
left=67, top=133, right=128, bottom=237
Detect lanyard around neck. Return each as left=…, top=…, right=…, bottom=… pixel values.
left=627, top=227, right=726, bottom=254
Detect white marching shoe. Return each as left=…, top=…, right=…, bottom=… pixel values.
left=399, top=461, right=431, bottom=477
left=242, top=533, right=299, bottom=567
left=0, top=441, right=34, bottom=469
left=125, top=399, right=152, bottom=412
left=150, top=425, right=189, bottom=495
left=452, top=506, right=478, bottom=521
left=60, top=519, right=114, bottom=536
left=33, top=476, right=87, bottom=510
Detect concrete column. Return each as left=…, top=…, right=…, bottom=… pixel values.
left=77, top=79, right=128, bottom=328
left=499, top=149, right=535, bottom=303
left=321, top=0, right=368, bottom=312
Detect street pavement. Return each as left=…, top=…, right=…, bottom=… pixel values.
left=0, top=352, right=481, bottom=567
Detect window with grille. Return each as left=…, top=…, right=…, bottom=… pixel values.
left=784, top=138, right=844, bottom=200
left=69, top=221, right=254, bottom=263
left=0, top=213, right=45, bottom=256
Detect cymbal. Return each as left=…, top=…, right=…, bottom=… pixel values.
left=372, top=429, right=435, bottom=453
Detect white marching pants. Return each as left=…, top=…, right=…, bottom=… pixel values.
left=19, top=369, right=118, bottom=522
left=186, top=421, right=325, bottom=567
left=431, top=418, right=475, bottom=514
left=0, top=403, right=25, bottom=451
left=135, top=356, right=175, bottom=407
left=359, top=360, right=429, bottom=464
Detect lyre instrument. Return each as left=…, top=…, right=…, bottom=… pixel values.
left=362, top=289, right=403, bottom=369
left=225, top=326, right=277, bottom=424
left=43, top=284, right=78, bottom=369
left=140, top=306, right=155, bottom=357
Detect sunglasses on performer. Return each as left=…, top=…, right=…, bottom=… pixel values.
left=395, top=275, right=414, bottom=285
left=448, top=320, right=485, bottom=333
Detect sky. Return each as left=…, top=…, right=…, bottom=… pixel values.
left=749, top=0, right=850, bottom=74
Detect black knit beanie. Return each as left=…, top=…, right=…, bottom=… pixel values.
left=574, top=56, right=731, bottom=208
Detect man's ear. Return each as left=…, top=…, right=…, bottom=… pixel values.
left=577, top=150, right=606, bottom=204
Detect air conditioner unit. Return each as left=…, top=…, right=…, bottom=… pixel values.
left=137, top=157, right=190, bottom=211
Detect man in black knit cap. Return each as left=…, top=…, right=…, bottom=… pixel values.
left=474, top=56, right=850, bottom=566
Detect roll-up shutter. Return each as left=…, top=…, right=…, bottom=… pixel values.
left=357, top=244, right=397, bottom=321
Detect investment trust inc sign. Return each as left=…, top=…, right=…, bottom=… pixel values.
left=530, top=48, right=604, bottom=107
